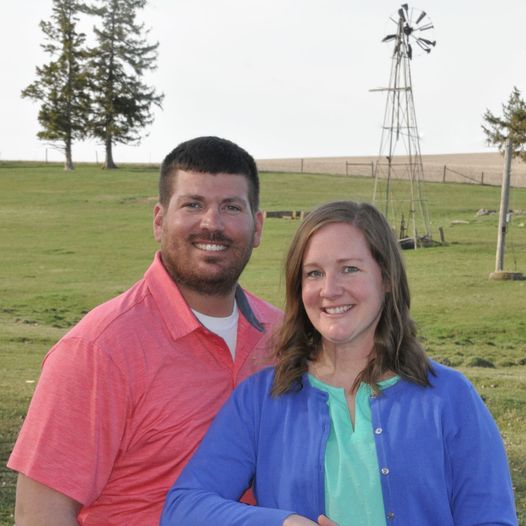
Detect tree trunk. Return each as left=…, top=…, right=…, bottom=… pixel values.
left=64, top=139, right=74, bottom=171
left=104, top=137, right=117, bottom=169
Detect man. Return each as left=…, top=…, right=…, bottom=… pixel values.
left=8, top=136, right=282, bottom=525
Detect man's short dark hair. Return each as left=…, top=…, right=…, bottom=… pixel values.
left=159, top=136, right=260, bottom=212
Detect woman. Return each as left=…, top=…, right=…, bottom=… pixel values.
left=161, top=201, right=517, bottom=526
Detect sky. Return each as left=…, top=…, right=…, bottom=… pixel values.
left=1, top=0, right=525, bottom=164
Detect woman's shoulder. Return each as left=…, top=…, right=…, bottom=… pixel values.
left=234, top=366, right=276, bottom=397
left=427, top=360, right=474, bottom=391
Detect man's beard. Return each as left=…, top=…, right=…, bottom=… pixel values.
left=162, top=230, right=255, bottom=296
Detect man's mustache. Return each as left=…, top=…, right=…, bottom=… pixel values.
left=188, top=231, right=233, bottom=245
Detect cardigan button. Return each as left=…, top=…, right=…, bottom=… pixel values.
left=374, top=427, right=383, bottom=435
left=381, top=467, right=390, bottom=475
left=387, top=512, right=395, bottom=520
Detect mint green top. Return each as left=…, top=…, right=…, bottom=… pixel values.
left=308, top=375, right=399, bottom=526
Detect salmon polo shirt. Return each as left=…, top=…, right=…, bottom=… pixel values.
left=8, top=251, right=282, bottom=525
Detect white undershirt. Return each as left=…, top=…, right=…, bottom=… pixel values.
left=192, top=302, right=239, bottom=359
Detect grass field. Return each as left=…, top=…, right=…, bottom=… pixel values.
left=1, top=161, right=525, bottom=525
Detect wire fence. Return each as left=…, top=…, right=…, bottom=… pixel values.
left=257, top=157, right=526, bottom=188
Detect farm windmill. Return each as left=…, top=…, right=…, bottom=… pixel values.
left=371, top=4, right=436, bottom=248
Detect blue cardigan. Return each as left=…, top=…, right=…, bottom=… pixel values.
left=161, top=362, right=517, bottom=526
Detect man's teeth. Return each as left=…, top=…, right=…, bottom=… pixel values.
left=324, top=305, right=351, bottom=314
left=195, top=243, right=227, bottom=252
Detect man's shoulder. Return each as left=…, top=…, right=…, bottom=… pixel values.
left=241, top=288, right=282, bottom=323
left=64, top=276, right=152, bottom=342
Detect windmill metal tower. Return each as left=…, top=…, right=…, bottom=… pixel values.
left=372, top=4, right=436, bottom=248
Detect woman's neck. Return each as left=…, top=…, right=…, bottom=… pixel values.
left=308, top=342, right=371, bottom=391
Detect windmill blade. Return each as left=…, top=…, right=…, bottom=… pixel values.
left=398, top=7, right=406, bottom=22
left=401, top=3, right=409, bottom=12
left=415, top=38, right=431, bottom=52
left=407, top=43, right=413, bottom=60
left=415, top=22, right=434, bottom=31
left=382, top=34, right=398, bottom=42
left=418, top=37, right=436, bottom=47
left=415, top=11, right=426, bottom=24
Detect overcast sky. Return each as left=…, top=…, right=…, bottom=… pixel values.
left=1, top=0, right=525, bottom=163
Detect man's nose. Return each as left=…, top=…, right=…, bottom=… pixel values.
left=200, top=207, right=224, bottom=230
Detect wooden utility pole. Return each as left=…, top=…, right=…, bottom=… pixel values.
left=489, top=137, right=524, bottom=280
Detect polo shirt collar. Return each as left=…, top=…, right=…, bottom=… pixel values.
left=145, top=252, right=265, bottom=341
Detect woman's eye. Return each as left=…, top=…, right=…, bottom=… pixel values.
left=305, top=270, right=323, bottom=278
left=343, top=266, right=359, bottom=273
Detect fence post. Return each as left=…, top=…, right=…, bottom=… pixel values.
left=345, top=162, right=349, bottom=177
left=481, top=172, right=484, bottom=185
left=300, top=158, right=304, bottom=173
left=442, top=165, right=446, bottom=183
left=371, top=161, right=374, bottom=177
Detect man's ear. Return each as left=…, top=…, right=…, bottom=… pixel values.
left=252, top=210, right=264, bottom=248
left=153, top=203, right=164, bottom=242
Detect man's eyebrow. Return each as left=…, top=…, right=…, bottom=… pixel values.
left=174, top=194, right=248, bottom=204
left=223, top=196, right=247, bottom=203
left=175, top=193, right=204, bottom=201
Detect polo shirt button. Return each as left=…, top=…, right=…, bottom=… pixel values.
left=381, top=467, right=390, bottom=475
left=387, top=512, right=395, bottom=520
left=374, top=427, right=383, bottom=435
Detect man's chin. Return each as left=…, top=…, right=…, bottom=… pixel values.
left=175, top=267, right=241, bottom=296
left=188, top=278, right=238, bottom=296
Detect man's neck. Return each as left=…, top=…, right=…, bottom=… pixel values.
left=178, top=283, right=237, bottom=317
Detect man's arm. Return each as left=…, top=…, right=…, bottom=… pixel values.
left=15, top=473, right=82, bottom=526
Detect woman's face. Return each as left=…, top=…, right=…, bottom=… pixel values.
left=301, top=222, right=386, bottom=352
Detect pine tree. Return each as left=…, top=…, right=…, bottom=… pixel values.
left=85, top=0, right=163, bottom=169
left=482, top=86, right=526, bottom=162
left=22, top=0, right=91, bottom=171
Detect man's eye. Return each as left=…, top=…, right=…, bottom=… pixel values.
left=223, top=204, right=242, bottom=213
left=184, top=202, right=201, bottom=209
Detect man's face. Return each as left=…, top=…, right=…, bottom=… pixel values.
left=153, top=170, right=263, bottom=297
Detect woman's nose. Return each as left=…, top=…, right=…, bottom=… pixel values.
left=320, top=274, right=341, bottom=298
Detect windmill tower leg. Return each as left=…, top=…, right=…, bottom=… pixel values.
left=372, top=4, right=435, bottom=248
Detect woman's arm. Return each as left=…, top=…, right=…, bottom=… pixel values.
left=160, top=376, right=295, bottom=526
left=446, top=378, right=517, bottom=525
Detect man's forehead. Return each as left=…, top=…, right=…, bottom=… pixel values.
left=172, top=169, right=248, bottom=186
left=172, top=168, right=248, bottom=179
left=170, top=170, right=250, bottom=198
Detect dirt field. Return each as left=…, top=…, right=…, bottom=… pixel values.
left=257, top=152, right=526, bottom=188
